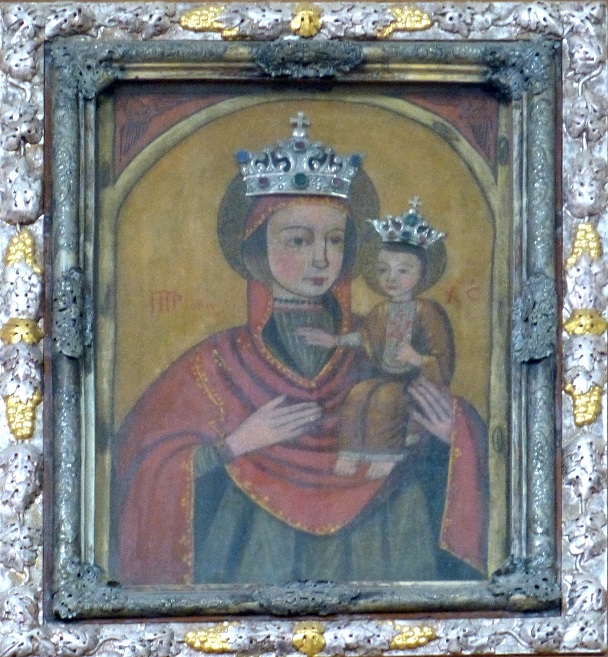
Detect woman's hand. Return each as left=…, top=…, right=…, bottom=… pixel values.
left=226, top=395, right=322, bottom=457
left=408, top=378, right=454, bottom=444
left=297, top=327, right=338, bottom=348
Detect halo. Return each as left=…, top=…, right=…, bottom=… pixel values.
left=358, top=226, right=448, bottom=296
left=217, top=171, right=380, bottom=279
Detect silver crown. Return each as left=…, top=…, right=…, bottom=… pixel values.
left=368, top=198, right=446, bottom=247
left=235, top=112, right=363, bottom=198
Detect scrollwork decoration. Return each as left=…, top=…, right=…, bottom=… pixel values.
left=489, top=557, right=560, bottom=604
left=52, top=558, right=126, bottom=620
left=513, top=274, right=557, bottom=362
left=254, top=41, right=364, bottom=77
left=485, top=41, right=558, bottom=100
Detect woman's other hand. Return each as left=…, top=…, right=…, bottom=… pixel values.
left=226, top=396, right=321, bottom=457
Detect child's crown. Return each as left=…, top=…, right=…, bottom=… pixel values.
left=368, top=198, right=445, bottom=247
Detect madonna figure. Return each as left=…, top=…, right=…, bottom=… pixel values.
left=111, top=113, right=488, bottom=585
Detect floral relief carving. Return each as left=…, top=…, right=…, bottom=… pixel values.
left=0, top=2, right=605, bottom=656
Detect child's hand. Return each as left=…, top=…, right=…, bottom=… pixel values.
left=366, top=460, right=395, bottom=479
left=297, top=327, right=338, bottom=348
left=395, top=342, right=423, bottom=367
left=334, top=456, right=358, bottom=476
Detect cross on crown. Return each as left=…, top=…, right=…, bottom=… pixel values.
left=290, top=112, right=310, bottom=138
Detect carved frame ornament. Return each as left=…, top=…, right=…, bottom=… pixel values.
left=0, top=1, right=606, bottom=655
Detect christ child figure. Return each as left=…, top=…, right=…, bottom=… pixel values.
left=299, top=199, right=454, bottom=479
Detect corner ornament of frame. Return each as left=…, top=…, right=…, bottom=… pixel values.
left=376, top=6, right=433, bottom=38
left=180, top=6, right=239, bottom=39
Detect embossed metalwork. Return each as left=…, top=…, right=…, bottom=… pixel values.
left=0, top=2, right=602, bottom=655
left=292, top=621, right=326, bottom=657
left=52, top=557, right=127, bottom=619
left=513, top=274, right=558, bottom=361
left=251, top=581, right=362, bottom=615
left=488, top=557, right=560, bottom=603
left=376, top=6, right=432, bottom=38
left=485, top=41, right=558, bottom=100
left=254, top=41, right=364, bottom=77
left=52, top=268, right=88, bottom=359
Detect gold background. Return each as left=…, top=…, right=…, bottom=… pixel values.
left=114, top=98, right=493, bottom=427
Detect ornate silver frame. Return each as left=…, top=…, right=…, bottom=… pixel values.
left=0, top=2, right=606, bottom=655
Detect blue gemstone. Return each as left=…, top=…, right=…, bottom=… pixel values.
left=349, top=154, right=363, bottom=167
left=235, top=150, right=251, bottom=164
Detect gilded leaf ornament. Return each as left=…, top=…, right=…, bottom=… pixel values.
left=564, top=384, right=604, bottom=428
left=376, top=6, right=433, bottom=37
left=291, top=4, right=323, bottom=37
left=292, top=622, right=326, bottom=657
left=563, top=221, right=607, bottom=427
left=184, top=624, right=235, bottom=653
left=0, top=229, right=43, bottom=440
left=390, top=625, right=438, bottom=649
left=180, top=6, right=239, bottom=38
left=566, top=222, right=602, bottom=269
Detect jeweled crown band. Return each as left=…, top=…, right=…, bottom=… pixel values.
left=235, top=112, right=363, bottom=198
